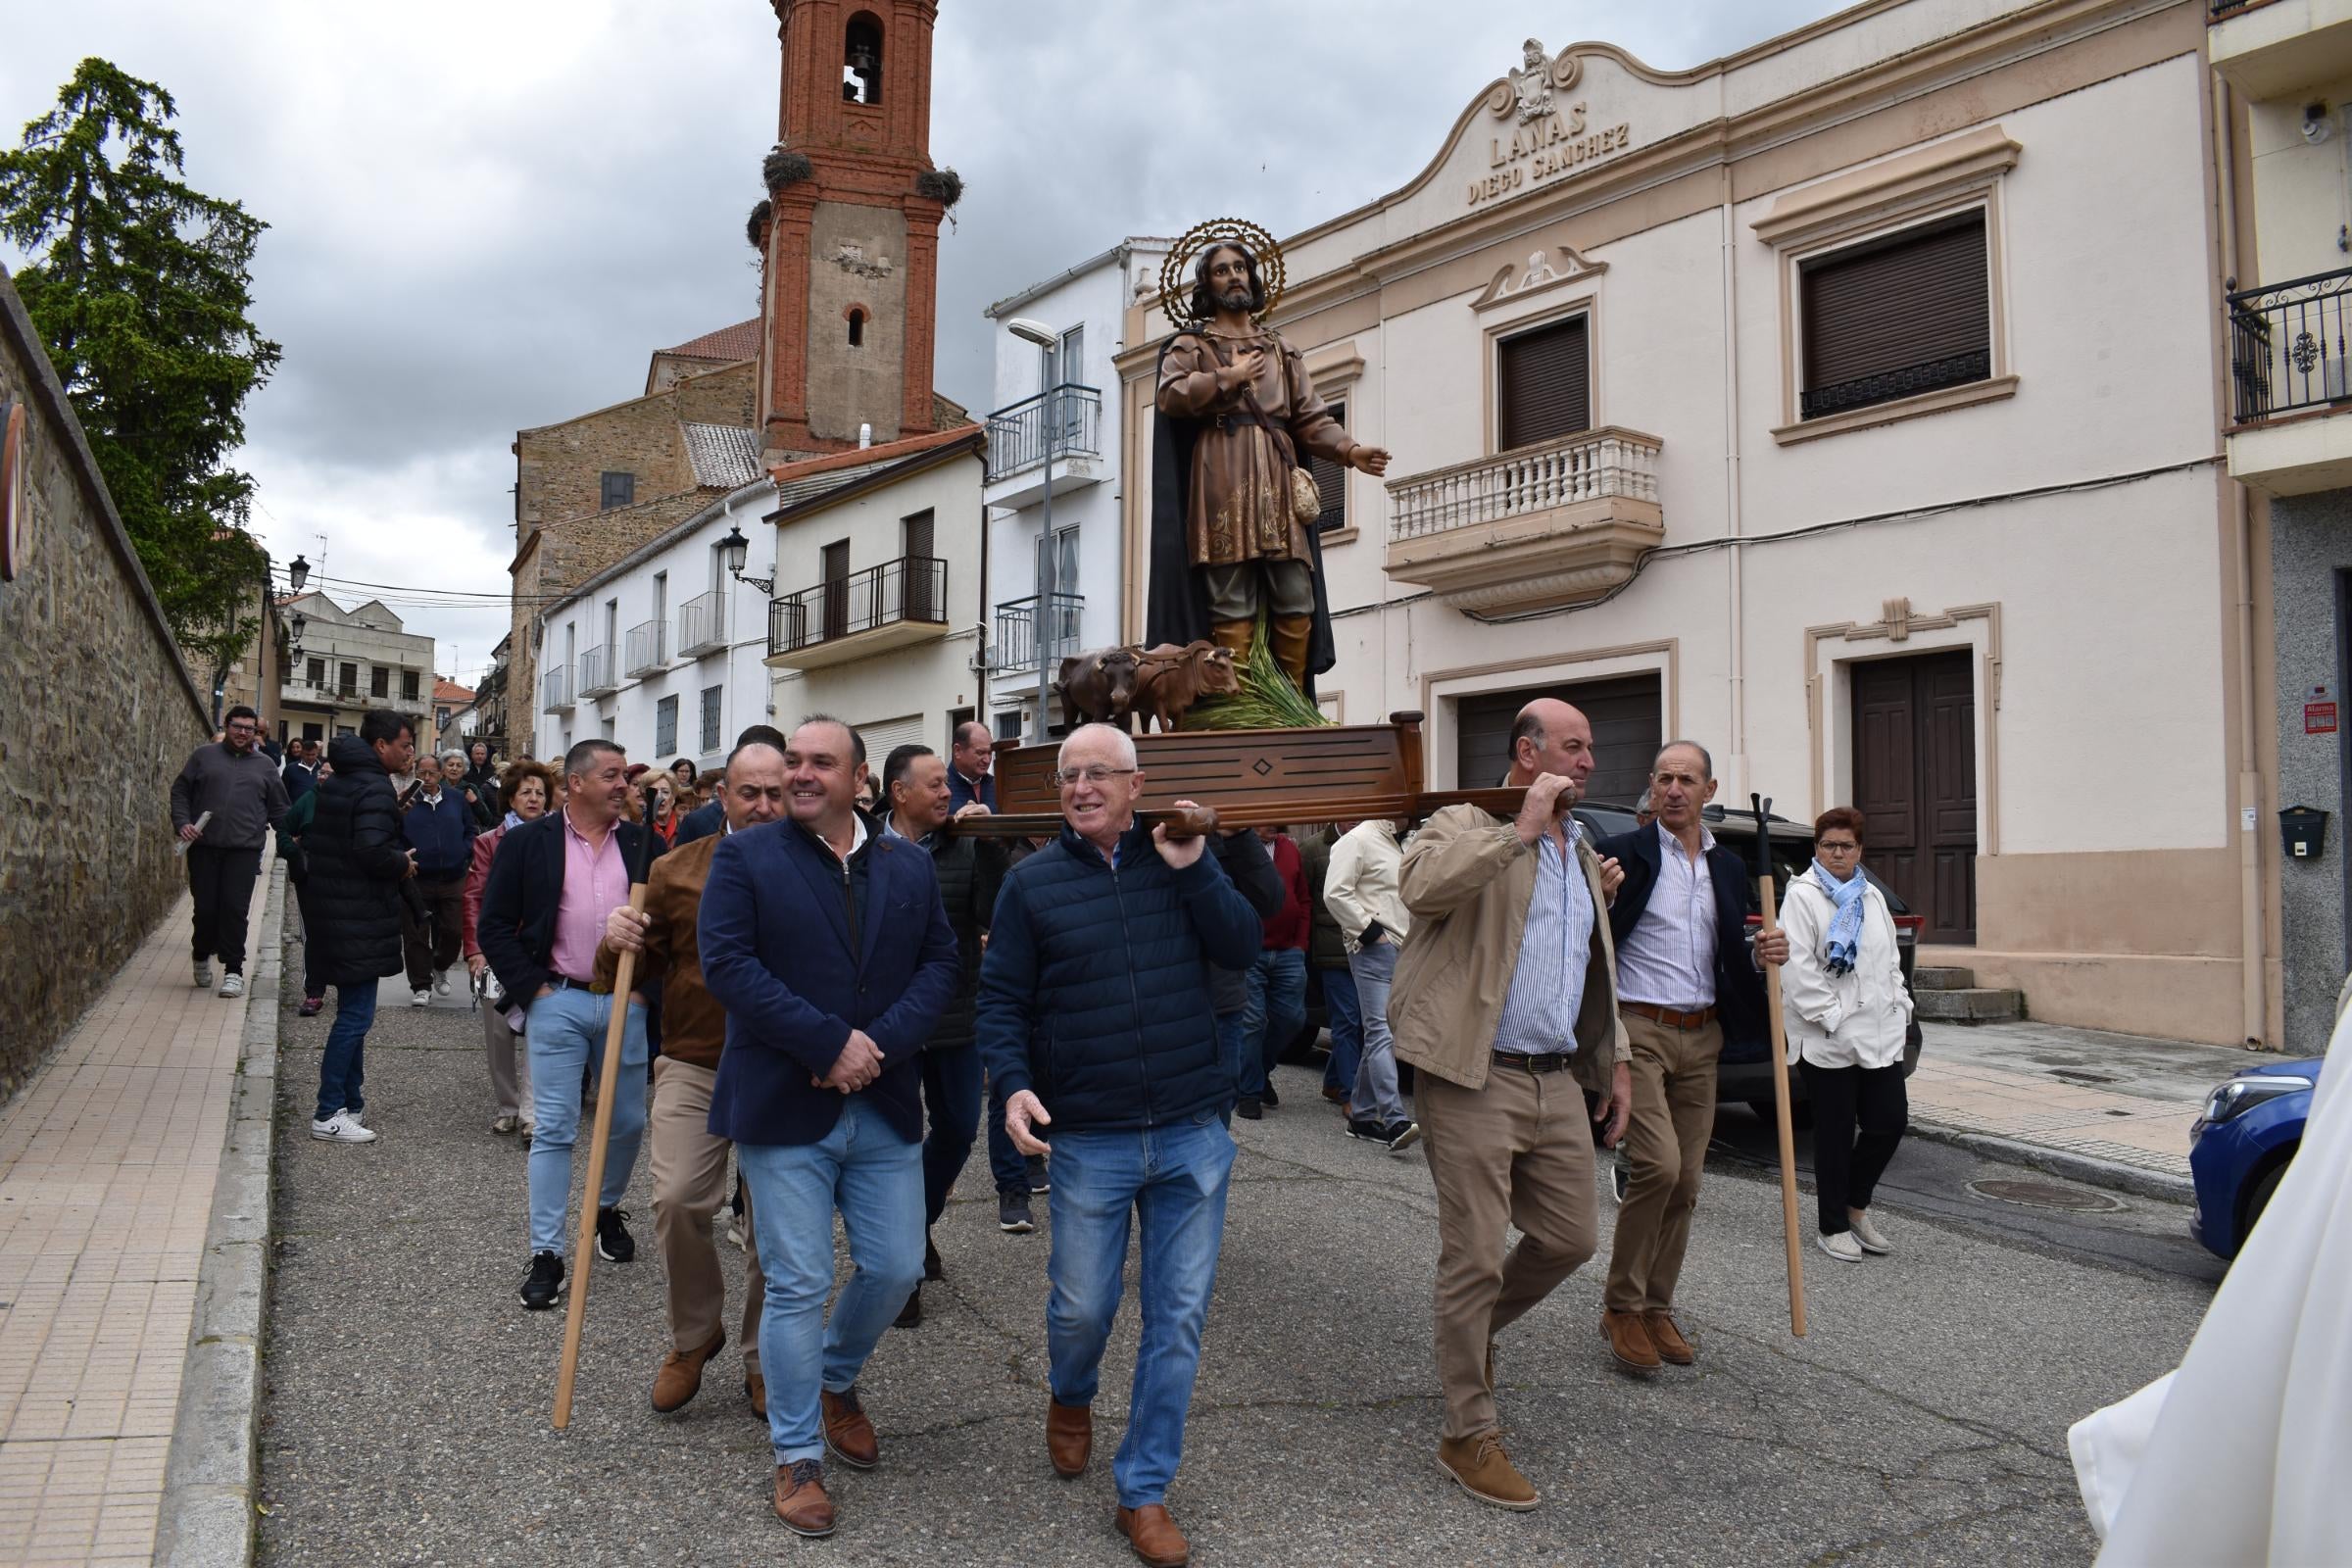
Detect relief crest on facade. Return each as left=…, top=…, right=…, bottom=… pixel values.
left=1489, top=39, right=1580, bottom=122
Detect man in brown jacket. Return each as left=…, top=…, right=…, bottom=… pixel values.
left=1392, top=699, right=1630, bottom=1512
left=599, top=739, right=787, bottom=1417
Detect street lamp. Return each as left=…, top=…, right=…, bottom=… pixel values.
left=288, top=554, right=310, bottom=594
left=718, top=522, right=774, bottom=596
left=1005, top=316, right=1064, bottom=744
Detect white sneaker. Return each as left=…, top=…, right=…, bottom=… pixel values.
left=343, top=1105, right=368, bottom=1126
left=433, top=970, right=452, bottom=997
left=193, top=960, right=213, bottom=988
left=411, top=989, right=431, bottom=1007
left=1848, top=1211, right=1892, bottom=1254
left=311, top=1110, right=378, bottom=1144
left=1817, top=1231, right=1865, bottom=1263
left=217, top=972, right=244, bottom=999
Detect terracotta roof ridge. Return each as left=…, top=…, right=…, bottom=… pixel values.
left=766, top=422, right=983, bottom=484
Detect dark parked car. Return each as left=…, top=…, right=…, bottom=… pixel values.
left=2188, top=1056, right=2320, bottom=1259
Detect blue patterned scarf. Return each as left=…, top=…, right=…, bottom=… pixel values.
left=1809, top=860, right=1867, bottom=977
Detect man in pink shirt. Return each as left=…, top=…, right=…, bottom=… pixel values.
left=478, top=740, right=654, bottom=1310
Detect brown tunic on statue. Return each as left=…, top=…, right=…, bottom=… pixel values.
left=1156, top=330, right=1357, bottom=569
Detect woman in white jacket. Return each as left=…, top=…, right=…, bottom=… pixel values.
left=1778, top=807, right=1913, bottom=1263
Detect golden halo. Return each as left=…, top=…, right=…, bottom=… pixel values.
left=1159, top=217, right=1286, bottom=327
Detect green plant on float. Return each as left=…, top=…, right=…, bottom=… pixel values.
left=1180, top=611, right=1330, bottom=731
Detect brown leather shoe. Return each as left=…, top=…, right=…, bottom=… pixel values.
left=1047, top=1398, right=1093, bottom=1478
left=744, top=1368, right=767, bottom=1419
left=1437, top=1431, right=1540, bottom=1510
left=1602, top=1308, right=1662, bottom=1375
left=1269, top=613, right=1313, bottom=689
left=1644, top=1309, right=1696, bottom=1366
left=1114, top=1503, right=1192, bottom=1567
left=649, top=1328, right=724, bottom=1413
left=820, top=1386, right=879, bottom=1469
left=772, top=1458, right=834, bottom=1537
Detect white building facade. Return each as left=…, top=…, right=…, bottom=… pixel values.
left=980, top=238, right=1169, bottom=738
left=277, top=593, right=439, bottom=743
left=1111, top=0, right=2269, bottom=1046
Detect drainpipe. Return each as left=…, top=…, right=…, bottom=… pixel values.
left=2214, top=74, right=2269, bottom=1048
left=1719, top=164, right=1749, bottom=798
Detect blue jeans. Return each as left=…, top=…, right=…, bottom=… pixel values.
left=1214, top=1009, right=1249, bottom=1120
left=739, top=1098, right=924, bottom=1465
left=1241, top=949, right=1307, bottom=1097
left=524, top=988, right=649, bottom=1256
left=984, top=1071, right=1026, bottom=1194
left=315, top=980, right=377, bottom=1120
left=1319, top=963, right=1361, bottom=1099
left=1348, top=941, right=1405, bottom=1126
left=1047, top=1112, right=1237, bottom=1507
left=919, top=1044, right=982, bottom=1225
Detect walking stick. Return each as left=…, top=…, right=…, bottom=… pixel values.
left=1749, top=794, right=1808, bottom=1339
left=553, top=787, right=661, bottom=1429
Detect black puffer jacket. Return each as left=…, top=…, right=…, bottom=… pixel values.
left=910, top=827, right=1008, bottom=1052
left=305, top=736, right=410, bottom=987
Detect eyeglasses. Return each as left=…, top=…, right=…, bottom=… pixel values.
left=1054, top=765, right=1137, bottom=788
left=1818, top=840, right=1861, bottom=855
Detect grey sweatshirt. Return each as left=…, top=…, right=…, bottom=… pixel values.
left=170, top=742, right=291, bottom=850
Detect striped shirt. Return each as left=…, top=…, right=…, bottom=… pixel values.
left=1492, top=818, right=1596, bottom=1055
left=1616, top=823, right=1719, bottom=1008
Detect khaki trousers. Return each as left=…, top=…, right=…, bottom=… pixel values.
left=1604, top=1013, right=1723, bottom=1314
left=1419, top=1062, right=1598, bottom=1441
left=650, top=1056, right=763, bottom=1366
left=480, top=1003, right=532, bottom=1124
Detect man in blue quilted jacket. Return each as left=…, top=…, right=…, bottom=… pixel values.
left=977, top=722, right=1262, bottom=1568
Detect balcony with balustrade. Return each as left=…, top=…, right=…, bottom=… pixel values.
left=624, top=619, right=667, bottom=679
left=763, top=556, right=949, bottom=670
left=675, top=589, right=727, bottom=658
left=577, top=645, right=617, bottom=699
left=984, top=384, right=1103, bottom=510
left=1382, top=427, right=1664, bottom=613
left=542, top=664, right=575, bottom=713
left=2225, top=267, right=2352, bottom=496
left=993, top=592, right=1083, bottom=676
left=2210, top=0, right=2352, bottom=98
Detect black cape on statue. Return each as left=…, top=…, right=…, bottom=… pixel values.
left=1143, top=333, right=1337, bottom=703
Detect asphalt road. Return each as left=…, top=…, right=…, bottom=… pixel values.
left=257, top=981, right=2214, bottom=1567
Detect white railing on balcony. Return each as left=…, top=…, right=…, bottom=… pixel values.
left=578, top=644, right=616, bottom=698
left=624, top=619, right=666, bottom=678
left=1387, top=426, right=1663, bottom=543
left=676, top=588, right=727, bottom=657
left=542, top=665, right=575, bottom=713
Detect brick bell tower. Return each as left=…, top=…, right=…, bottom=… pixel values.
left=755, top=0, right=948, bottom=462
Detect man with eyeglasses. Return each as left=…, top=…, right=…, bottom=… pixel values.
left=976, top=723, right=1262, bottom=1568
left=171, top=705, right=291, bottom=999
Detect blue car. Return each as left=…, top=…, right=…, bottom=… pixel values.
left=2188, top=1056, right=2323, bottom=1259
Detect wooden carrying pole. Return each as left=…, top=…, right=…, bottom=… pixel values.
left=1750, top=794, right=1809, bottom=1338
left=553, top=789, right=661, bottom=1429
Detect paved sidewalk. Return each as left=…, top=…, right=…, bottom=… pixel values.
left=0, top=868, right=272, bottom=1567
left=1904, top=1021, right=2267, bottom=1196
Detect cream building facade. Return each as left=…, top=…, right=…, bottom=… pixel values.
left=1116, top=0, right=2275, bottom=1046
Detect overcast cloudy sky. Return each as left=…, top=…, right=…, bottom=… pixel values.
left=2, top=0, right=1846, bottom=685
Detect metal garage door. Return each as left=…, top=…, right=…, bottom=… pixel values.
left=1453, top=673, right=1662, bottom=806
left=856, top=713, right=928, bottom=773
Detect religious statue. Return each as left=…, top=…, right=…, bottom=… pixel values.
left=1145, top=220, right=1391, bottom=699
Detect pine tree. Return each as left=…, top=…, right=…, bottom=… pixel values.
left=0, top=58, right=282, bottom=682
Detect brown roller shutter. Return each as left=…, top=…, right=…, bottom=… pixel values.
left=1496, top=317, right=1591, bottom=451
left=1310, top=399, right=1348, bottom=532
left=1800, top=211, right=1989, bottom=417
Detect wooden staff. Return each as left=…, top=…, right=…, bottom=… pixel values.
left=1749, top=794, right=1808, bottom=1339
left=553, top=785, right=662, bottom=1428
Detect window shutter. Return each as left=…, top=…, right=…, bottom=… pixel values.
left=1800, top=212, right=1989, bottom=417
left=1496, top=317, right=1591, bottom=451
left=1310, top=400, right=1348, bottom=532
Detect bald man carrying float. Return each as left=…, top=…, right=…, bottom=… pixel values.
left=1390, top=699, right=1633, bottom=1511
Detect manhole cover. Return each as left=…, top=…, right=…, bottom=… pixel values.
left=2050, top=1069, right=2117, bottom=1086
left=1967, top=1178, right=2124, bottom=1212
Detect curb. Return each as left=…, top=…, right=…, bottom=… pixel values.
left=156, top=861, right=285, bottom=1568
left=1908, top=1117, right=2196, bottom=1204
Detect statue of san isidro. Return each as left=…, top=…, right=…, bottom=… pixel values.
left=1145, top=220, right=1391, bottom=697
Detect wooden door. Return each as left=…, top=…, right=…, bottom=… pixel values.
left=902, top=512, right=936, bottom=623
left=1851, top=650, right=1977, bottom=943
left=821, top=540, right=850, bottom=640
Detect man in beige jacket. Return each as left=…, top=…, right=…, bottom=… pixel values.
left=1392, top=699, right=1631, bottom=1512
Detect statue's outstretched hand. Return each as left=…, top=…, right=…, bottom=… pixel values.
left=1351, top=445, right=1393, bottom=477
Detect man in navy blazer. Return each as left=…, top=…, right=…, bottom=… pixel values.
left=1591, top=741, right=1787, bottom=1375
left=697, top=715, right=956, bottom=1540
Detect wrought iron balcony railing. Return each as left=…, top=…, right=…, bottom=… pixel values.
left=675, top=588, right=727, bottom=658
left=767, top=556, right=948, bottom=658
left=2227, top=267, right=2352, bottom=424
left=577, top=644, right=616, bottom=698
left=993, top=592, right=1084, bottom=674
left=541, top=665, right=575, bottom=713
left=624, top=618, right=666, bottom=677
left=1388, top=427, right=1663, bottom=544
left=986, top=384, right=1102, bottom=479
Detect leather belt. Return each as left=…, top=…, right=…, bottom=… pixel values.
left=1492, top=1051, right=1577, bottom=1074
left=1623, top=1002, right=1717, bottom=1029
left=544, top=974, right=596, bottom=992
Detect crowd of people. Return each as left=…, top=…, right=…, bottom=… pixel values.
left=166, top=699, right=1916, bottom=1561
